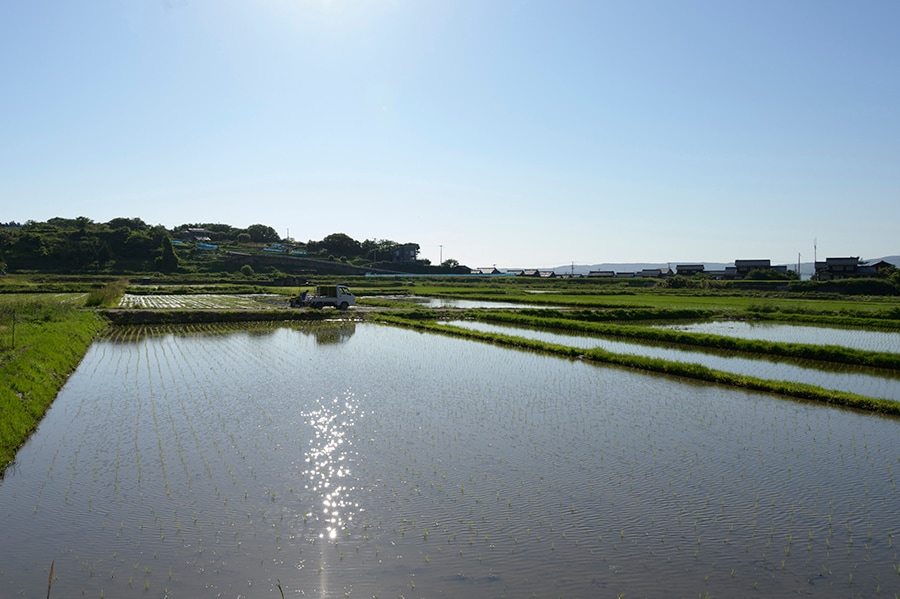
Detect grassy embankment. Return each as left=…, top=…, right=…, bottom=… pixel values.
left=370, top=310, right=900, bottom=416
left=0, top=295, right=107, bottom=473
left=466, top=309, right=900, bottom=370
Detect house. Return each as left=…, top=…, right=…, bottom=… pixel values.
left=587, top=270, right=615, bottom=278
left=472, top=267, right=502, bottom=275
left=869, top=260, right=896, bottom=271
left=180, top=227, right=212, bottom=242
left=860, top=260, right=896, bottom=277
left=538, top=270, right=556, bottom=278
left=392, top=244, right=419, bottom=263
left=815, top=257, right=861, bottom=280
left=676, top=264, right=705, bottom=276
left=734, top=259, right=771, bottom=278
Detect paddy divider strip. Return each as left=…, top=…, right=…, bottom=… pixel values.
left=371, top=313, right=900, bottom=416
left=468, top=310, right=900, bottom=371
left=745, top=311, right=900, bottom=330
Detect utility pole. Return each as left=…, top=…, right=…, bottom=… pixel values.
left=439, top=245, right=443, bottom=265
left=814, top=238, right=818, bottom=280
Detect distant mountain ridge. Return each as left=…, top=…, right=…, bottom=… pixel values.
left=507, top=256, right=900, bottom=276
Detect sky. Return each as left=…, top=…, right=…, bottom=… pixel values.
left=1, top=0, right=898, bottom=268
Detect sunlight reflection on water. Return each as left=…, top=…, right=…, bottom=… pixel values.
left=302, top=391, right=362, bottom=542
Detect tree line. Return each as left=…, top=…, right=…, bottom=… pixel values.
left=0, top=217, right=426, bottom=274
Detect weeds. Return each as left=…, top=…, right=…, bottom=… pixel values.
left=84, top=280, right=128, bottom=308
left=0, top=296, right=106, bottom=472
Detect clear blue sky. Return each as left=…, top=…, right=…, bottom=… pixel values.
left=2, top=0, right=898, bottom=268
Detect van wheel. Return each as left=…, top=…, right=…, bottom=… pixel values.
left=339, top=302, right=349, bottom=310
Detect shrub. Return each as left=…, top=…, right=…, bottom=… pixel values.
left=84, top=280, right=128, bottom=307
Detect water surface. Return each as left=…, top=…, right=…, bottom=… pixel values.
left=442, top=320, right=900, bottom=400
left=405, top=295, right=547, bottom=309
left=1, top=322, right=898, bottom=598
left=655, top=320, right=900, bottom=353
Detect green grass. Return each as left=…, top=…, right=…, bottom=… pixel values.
left=0, top=295, right=107, bottom=473
left=84, top=279, right=129, bottom=307
left=466, top=310, right=900, bottom=370
left=389, top=280, right=900, bottom=313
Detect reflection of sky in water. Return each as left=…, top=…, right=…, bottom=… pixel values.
left=407, top=296, right=547, bottom=309
left=302, top=391, right=361, bottom=541
left=654, top=320, right=900, bottom=353
left=443, top=320, right=900, bottom=400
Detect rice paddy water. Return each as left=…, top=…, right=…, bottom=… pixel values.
left=654, top=321, right=900, bottom=354
left=442, top=320, right=900, bottom=401
left=0, top=322, right=898, bottom=598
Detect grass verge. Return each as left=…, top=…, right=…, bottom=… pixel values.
left=0, top=297, right=107, bottom=473
left=466, top=310, right=900, bottom=371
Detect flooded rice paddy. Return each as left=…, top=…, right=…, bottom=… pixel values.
left=1, top=322, right=899, bottom=598
left=118, top=293, right=286, bottom=310
left=442, top=320, right=900, bottom=401
left=654, top=321, right=900, bottom=354
left=404, top=296, right=548, bottom=309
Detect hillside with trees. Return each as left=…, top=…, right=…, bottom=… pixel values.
left=0, top=217, right=458, bottom=277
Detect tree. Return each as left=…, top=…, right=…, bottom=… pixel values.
left=441, top=258, right=460, bottom=269
left=75, top=216, right=93, bottom=235
left=878, top=264, right=898, bottom=278
left=97, top=243, right=112, bottom=268
left=745, top=268, right=795, bottom=281
left=361, top=238, right=400, bottom=262
left=106, top=217, right=148, bottom=231
left=122, top=231, right=155, bottom=261
left=157, top=237, right=180, bottom=273
left=246, top=224, right=280, bottom=243
left=319, top=233, right=362, bottom=258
